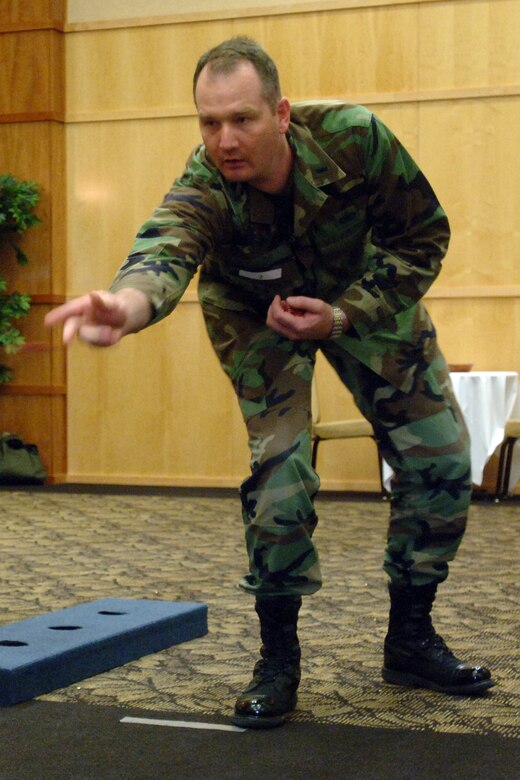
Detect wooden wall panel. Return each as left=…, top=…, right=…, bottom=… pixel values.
left=65, top=6, right=420, bottom=117
left=418, top=0, right=520, bottom=89
left=1, top=305, right=61, bottom=386
left=66, top=0, right=422, bottom=25
left=267, top=5, right=419, bottom=100
left=0, top=0, right=64, bottom=24
left=0, top=30, right=64, bottom=117
left=67, top=303, right=250, bottom=485
left=57, top=0, right=520, bottom=492
left=418, top=98, right=520, bottom=291
left=427, top=298, right=520, bottom=376
left=66, top=117, right=200, bottom=293
left=0, top=393, right=66, bottom=479
left=66, top=24, right=220, bottom=116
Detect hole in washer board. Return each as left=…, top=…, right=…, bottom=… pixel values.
left=98, top=611, right=127, bottom=616
left=48, top=625, right=82, bottom=631
left=0, top=640, right=28, bottom=647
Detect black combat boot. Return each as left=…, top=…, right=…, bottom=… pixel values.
left=232, top=595, right=302, bottom=729
left=382, top=582, right=494, bottom=695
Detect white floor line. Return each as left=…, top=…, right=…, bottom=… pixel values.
left=121, top=716, right=246, bottom=733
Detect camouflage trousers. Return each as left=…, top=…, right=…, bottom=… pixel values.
left=202, top=302, right=471, bottom=598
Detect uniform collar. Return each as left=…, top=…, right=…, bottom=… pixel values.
left=198, top=121, right=347, bottom=235
left=288, top=120, right=346, bottom=189
left=288, top=121, right=346, bottom=235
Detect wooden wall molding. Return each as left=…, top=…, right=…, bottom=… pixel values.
left=62, top=85, right=520, bottom=125
left=29, top=294, right=67, bottom=305
left=0, top=385, right=66, bottom=396
left=0, top=21, right=65, bottom=33
left=63, top=473, right=244, bottom=487
left=0, top=113, right=65, bottom=124
left=60, top=287, right=519, bottom=305
left=147, top=286, right=520, bottom=305
left=57, top=286, right=513, bottom=310
left=427, top=286, right=520, bottom=300
left=18, top=78, right=519, bottom=125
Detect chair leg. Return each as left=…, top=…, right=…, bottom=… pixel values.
left=495, top=439, right=508, bottom=500
left=495, top=436, right=517, bottom=501
left=311, top=437, right=320, bottom=470
left=501, top=437, right=517, bottom=500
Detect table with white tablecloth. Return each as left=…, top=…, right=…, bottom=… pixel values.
left=383, top=371, right=519, bottom=491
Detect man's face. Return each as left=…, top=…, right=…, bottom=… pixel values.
left=194, top=61, right=291, bottom=193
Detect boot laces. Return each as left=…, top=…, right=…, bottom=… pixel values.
left=420, top=631, right=456, bottom=660
left=254, top=655, right=298, bottom=683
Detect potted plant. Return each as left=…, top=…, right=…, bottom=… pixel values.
left=0, top=172, right=41, bottom=384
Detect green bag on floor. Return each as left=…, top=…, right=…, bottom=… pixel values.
left=0, top=432, right=47, bottom=485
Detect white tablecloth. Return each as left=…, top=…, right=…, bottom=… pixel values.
left=383, top=371, right=519, bottom=490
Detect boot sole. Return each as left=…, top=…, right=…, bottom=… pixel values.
left=232, top=692, right=297, bottom=730
left=382, top=666, right=495, bottom=695
left=231, top=712, right=288, bottom=729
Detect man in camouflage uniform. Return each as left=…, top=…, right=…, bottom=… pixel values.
left=46, top=37, right=494, bottom=728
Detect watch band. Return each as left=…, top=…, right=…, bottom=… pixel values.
left=329, top=306, right=345, bottom=339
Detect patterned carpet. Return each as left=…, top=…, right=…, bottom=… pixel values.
left=1, top=488, right=519, bottom=739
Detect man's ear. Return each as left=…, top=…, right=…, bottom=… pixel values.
left=277, top=97, right=291, bottom=133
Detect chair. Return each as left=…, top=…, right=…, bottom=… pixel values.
left=311, top=376, right=385, bottom=494
left=494, top=419, right=520, bottom=500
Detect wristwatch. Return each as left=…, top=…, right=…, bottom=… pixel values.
left=329, top=306, right=345, bottom=339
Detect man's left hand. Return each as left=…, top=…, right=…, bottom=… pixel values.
left=266, top=294, right=347, bottom=341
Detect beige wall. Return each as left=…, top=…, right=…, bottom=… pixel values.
left=48, top=1, right=520, bottom=489
left=66, top=0, right=309, bottom=23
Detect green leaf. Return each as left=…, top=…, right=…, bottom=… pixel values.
left=0, top=291, right=31, bottom=319
left=0, top=172, right=41, bottom=383
left=0, top=173, right=41, bottom=234
left=3, top=335, right=25, bottom=353
left=13, top=243, right=29, bottom=266
left=0, top=364, right=13, bottom=384
left=0, top=321, right=23, bottom=342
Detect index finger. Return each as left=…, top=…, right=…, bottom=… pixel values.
left=44, top=293, right=99, bottom=328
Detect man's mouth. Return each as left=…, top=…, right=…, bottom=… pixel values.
left=223, top=159, right=245, bottom=167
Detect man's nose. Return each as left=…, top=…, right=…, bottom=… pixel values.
left=219, top=124, right=238, bottom=150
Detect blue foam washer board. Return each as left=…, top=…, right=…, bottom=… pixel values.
left=0, top=598, right=208, bottom=706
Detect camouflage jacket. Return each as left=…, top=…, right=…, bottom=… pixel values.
left=110, top=102, right=449, bottom=382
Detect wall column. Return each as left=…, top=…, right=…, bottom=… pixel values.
left=0, top=0, right=67, bottom=481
